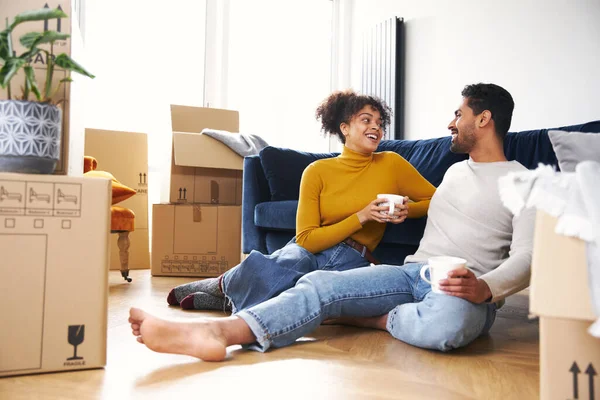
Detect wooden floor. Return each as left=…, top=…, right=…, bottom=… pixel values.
left=0, top=270, right=540, bottom=400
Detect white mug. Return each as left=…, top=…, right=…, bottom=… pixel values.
left=419, top=256, right=468, bottom=294
left=376, top=194, right=405, bottom=219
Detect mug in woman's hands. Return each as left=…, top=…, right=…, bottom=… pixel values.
left=376, top=194, right=405, bottom=219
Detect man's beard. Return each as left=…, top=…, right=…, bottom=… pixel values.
left=450, top=129, right=476, bottom=154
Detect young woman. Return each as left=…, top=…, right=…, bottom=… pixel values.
left=166, top=90, right=436, bottom=313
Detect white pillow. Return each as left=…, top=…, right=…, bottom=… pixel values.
left=548, top=130, right=600, bottom=172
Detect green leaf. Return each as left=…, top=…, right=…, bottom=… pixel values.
left=24, top=65, right=41, bottom=101
left=20, top=31, right=70, bottom=49
left=11, top=8, right=68, bottom=30
left=19, top=48, right=41, bottom=63
left=54, top=53, right=95, bottom=79
left=0, top=58, right=26, bottom=88
left=60, top=77, right=73, bottom=83
left=0, top=29, right=10, bottom=61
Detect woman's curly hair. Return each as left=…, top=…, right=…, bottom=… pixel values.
left=315, top=90, right=392, bottom=144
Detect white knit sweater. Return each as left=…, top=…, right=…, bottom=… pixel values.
left=405, top=159, right=536, bottom=302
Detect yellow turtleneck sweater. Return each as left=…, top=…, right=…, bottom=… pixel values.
left=295, top=146, right=436, bottom=254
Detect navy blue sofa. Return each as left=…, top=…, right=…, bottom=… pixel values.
left=242, top=121, right=600, bottom=265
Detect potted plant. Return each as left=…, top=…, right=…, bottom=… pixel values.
left=0, top=7, right=94, bottom=174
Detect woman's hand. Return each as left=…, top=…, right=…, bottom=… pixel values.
left=387, top=196, right=409, bottom=224
left=357, top=196, right=409, bottom=225
left=357, top=198, right=391, bottom=224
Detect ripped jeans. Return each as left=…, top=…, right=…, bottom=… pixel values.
left=236, top=263, right=497, bottom=352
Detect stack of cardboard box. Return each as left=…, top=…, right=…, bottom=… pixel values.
left=151, top=105, right=243, bottom=278
left=84, top=129, right=150, bottom=271
left=0, top=0, right=112, bottom=377
left=530, top=211, right=600, bottom=400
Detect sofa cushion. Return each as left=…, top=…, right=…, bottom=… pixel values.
left=504, top=129, right=557, bottom=169
left=548, top=130, right=600, bottom=172
left=260, top=147, right=337, bottom=201
left=504, top=120, right=600, bottom=170
left=84, top=169, right=137, bottom=205
left=255, top=200, right=298, bottom=229
left=377, top=137, right=467, bottom=187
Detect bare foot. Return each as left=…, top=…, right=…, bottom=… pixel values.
left=129, top=308, right=228, bottom=361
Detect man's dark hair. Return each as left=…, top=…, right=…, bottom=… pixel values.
left=461, top=83, right=514, bottom=139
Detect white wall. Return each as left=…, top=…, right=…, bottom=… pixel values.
left=349, top=0, right=600, bottom=140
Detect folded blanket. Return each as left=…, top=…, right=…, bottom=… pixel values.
left=498, top=161, right=600, bottom=336
left=202, top=129, right=269, bottom=157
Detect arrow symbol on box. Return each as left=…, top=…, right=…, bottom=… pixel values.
left=43, top=3, right=49, bottom=31
left=587, top=363, right=597, bottom=400
left=179, top=188, right=183, bottom=199
left=139, top=173, right=143, bottom=184
left=57, top=5, right=63, bottom=32
left=571, top=362, right=581, bottom=399
left=143, top=173, right=147, bottom=184
left=183, top=188, right=187, bottom=200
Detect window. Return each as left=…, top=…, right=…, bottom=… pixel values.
left=225, top=0, right=333, bottom=152
left=84, top=0, right=207, bottom=205
left=85, top=0, right=332, bottom=208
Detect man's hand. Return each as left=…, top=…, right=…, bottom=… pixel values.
left=438, top=268, right=492, bottom=304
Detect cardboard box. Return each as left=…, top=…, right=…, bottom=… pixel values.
left=169, top=105, right=242, bottom=204
left=85, top=128, right=149, bottom=270
left=0, top=0, right=87, bottom=176
left=0, top=171, right=111, bottom=377
left=151, top=204, right=241, bottom=277
left=530, top=211, right=599, bottom=400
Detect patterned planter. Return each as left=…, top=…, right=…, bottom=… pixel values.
left=0, top=100, right=62, bottom=174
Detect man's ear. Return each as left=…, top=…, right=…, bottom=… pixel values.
left=479, top=110, right=492, bottom=128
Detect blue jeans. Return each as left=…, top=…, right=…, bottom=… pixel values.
left=236, top=263, right=497, bottom=352
left=222, top=238, right=371, bottom=313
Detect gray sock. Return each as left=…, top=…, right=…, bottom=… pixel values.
left=172, top=277, right=223, bottom=304
left=180, top=292, right=231, bottom=311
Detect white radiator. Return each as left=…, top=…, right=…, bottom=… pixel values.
left=361, top=17, right=404, bottom=140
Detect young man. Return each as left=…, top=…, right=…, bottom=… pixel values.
left=129, top=83, right=535, bottom=361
